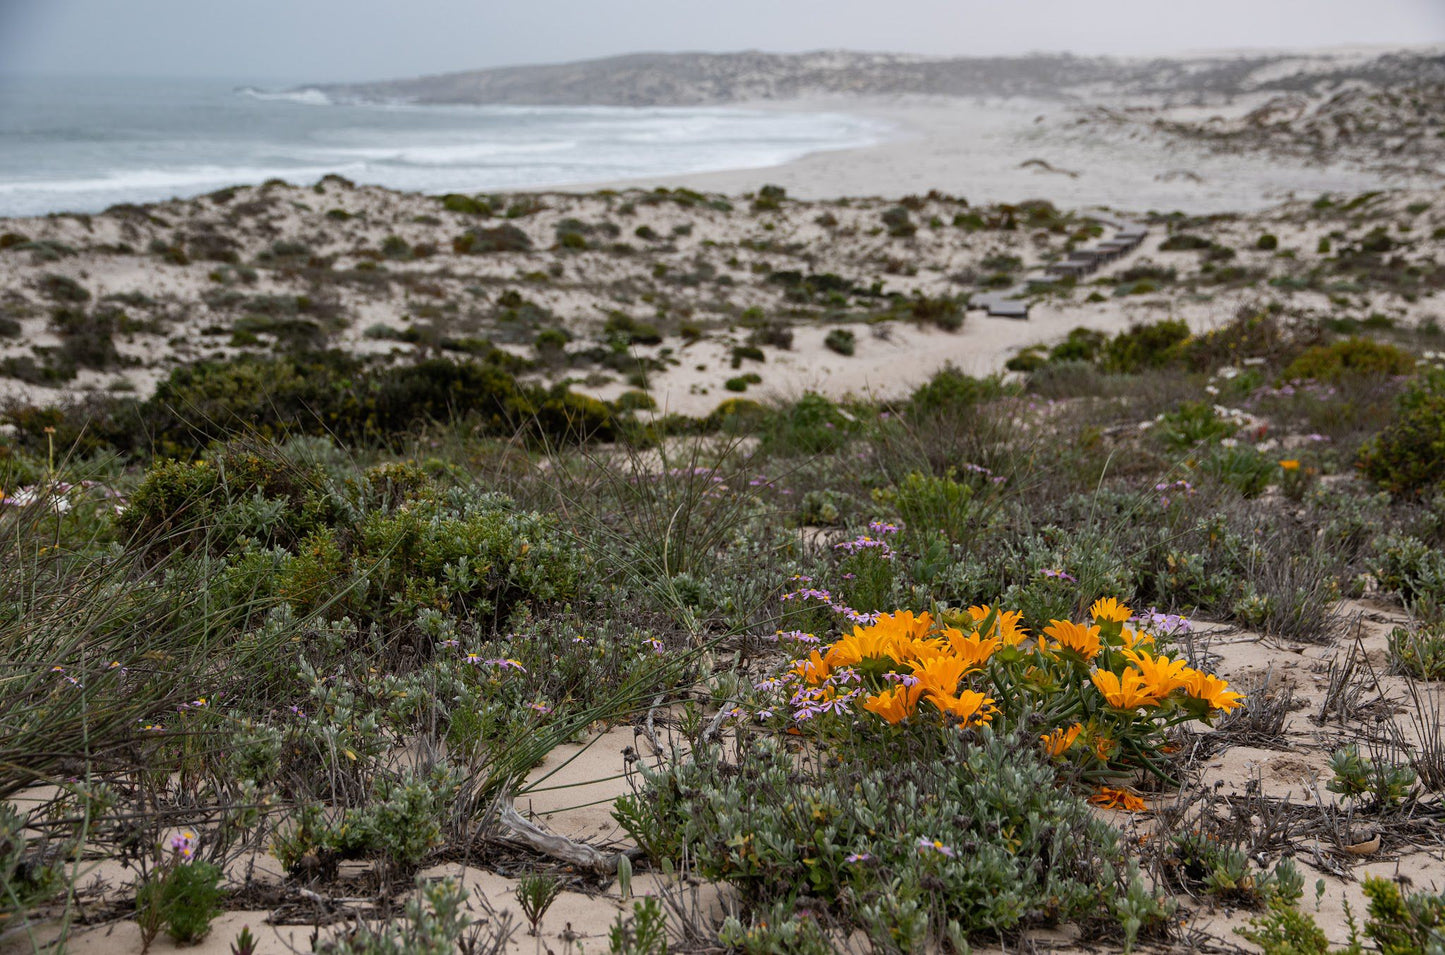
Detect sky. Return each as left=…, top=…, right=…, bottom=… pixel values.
left=2, top=0, right=1443, bottom=82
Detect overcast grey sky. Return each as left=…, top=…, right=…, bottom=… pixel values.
left=2, top=0, right=1443, bottom=82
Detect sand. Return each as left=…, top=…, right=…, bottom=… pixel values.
left=575, top=96, right=1421, bottom=213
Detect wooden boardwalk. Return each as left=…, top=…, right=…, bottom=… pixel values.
left=969, top=218, right=1149, bottom=320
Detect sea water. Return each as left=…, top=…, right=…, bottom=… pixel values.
left=0, top=75, right=885, bottom=217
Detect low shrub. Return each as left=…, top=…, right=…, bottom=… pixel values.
left=906, top=364, right=999, bottom=417
left=1282, top=337, right=1415, bottom=383
left=881, top=206, right=916, bottom=238
left=623, top=716, right=1172, bottom=948
left=452, top=224, right=532, bottom=254
left=823, top=328, right=856, bottom=356
left=1358, top=370, right=1445, bottom=496
left=440, top=193, right=490, bottom=215
left=1101, top=319, right=1190, bottom=373
left=36, top=273, right=90, bottom=303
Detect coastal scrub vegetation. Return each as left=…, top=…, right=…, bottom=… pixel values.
left=4, top=200, right=1445, bottom=951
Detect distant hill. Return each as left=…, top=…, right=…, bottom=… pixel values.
left=304, top=48, right=1445, bottom=107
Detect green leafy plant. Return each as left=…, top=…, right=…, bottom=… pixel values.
left=1389, top=623, right=1445, bottom=679
left=514, top=871, right=563, bottom=935
left=609, top=897, right=668, bottom=955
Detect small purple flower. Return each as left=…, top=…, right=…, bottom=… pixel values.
left=170, top=831, right=197, bottom=862
left=1042, top=568, right=1077, bottom=584
left=916, top=837, right=956, bottom=858
left=845, top=852, right=873, bottom=863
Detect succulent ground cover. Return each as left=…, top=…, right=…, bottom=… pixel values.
left=3, top=196, right=1445, bottom=953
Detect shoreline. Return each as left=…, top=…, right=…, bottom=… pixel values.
left=3, top=84, right=1426, bottom=222
left=564, top=94, right=1419, bottom=213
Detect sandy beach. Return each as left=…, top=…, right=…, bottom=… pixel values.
left=577, top=94, right=1426, bottom=213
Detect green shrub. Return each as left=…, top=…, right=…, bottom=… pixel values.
left=138, top=859, right=224, bottom=945
left=893, top=293, right=963, bottom=331
left=823, top=328, right=856, bottom=356
left=1359, top=875, right=1445, bottom=955
left=1237, top=898, right=1332, bottom=954
left=724, top=373, right=761, bottom=392
left=704, top=397, right=767, bottom=433
left=0, top=805, right=63, bottom=931
left=52, top=306, right=122, bottom=370
left=533, top=327, right=570, bottom=354
left=380, top=235, right=412, bottom=260
left=881, top=206, right=916, bottom=238
left=440, top=193, right=490, bottom=215
left=1049, top=327, right=1107, bottom=364
left=1158, top=233, right=1213, bottom=251
left=321, top=878, right=488, bottom=954
left=1101, top=319, right=1190, bottom=373
left=729, top=344, right=765, bottom=368
left=759, top=392, right=853, bottom=455
left=1359, top=370, right=1445, bottom=495
left=1155, top=402, right=1238, bottom=451
left=1257, top=234, right=1279, bottom=251
left=1366, top=532, right=1445, bottom=613
left=604, top=312, right=662, bottom=346
left=1282, top=338, right=1415, bottom=383
left=906, top=364, right=998, bottom=417
left=615, top=389, right=656, bottom=412
left=621, top=727, right=1144, bottom=946
left=1389, top=622, right=1445, bottom=679
left=452, top=224, right=531, bottom=254
left=36, top=273, right=90, bottom=303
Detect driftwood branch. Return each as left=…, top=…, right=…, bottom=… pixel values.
left=494, top=798, right=620, bottom=874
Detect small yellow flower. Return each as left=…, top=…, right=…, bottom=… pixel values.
left=1091, top=668, right=1161, bottom=709
left=1041, top=723, right=1083, bottom=757
left=1090, top=786, right=1148, bottom=812
left=1043, top=619, right=1102, bottom=660
left=1089, top=597, right=1133, bottom=625
left=1279, top=459, right=1301, bottom=471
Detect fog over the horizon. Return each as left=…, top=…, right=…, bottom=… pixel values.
left=1, top=0, right=1443, bottom=83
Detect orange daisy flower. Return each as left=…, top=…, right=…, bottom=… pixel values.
left=861, top=682, right=925, bottom=724
left=1091, top=668, right=1161, bottom=710
left=931, top=688, right=996, bottom=726
left=1181, top=670, right=1245, bottom=713
left=1090, top=786, right=1148, bottom=812
left=1089, top=597, right=1133, bottom=625
left=1121, top=648, right=1192, bottom=699
left=1043, top=619, right=1102, bottom=660
left=1041, top=723, right=1083, bottom=757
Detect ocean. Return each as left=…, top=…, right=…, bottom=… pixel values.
left=0, top=75, right=885, bottom=217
